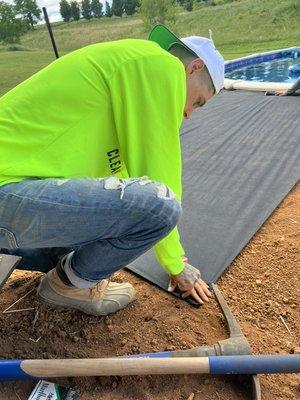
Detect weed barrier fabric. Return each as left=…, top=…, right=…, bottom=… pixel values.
left=127, top=91, right=300, bottom=299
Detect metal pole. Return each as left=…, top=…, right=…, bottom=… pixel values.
left=42, top=7, right=59, bottom=59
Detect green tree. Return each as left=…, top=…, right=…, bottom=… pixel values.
left=0, top=1, right=27, bottom=43
left=91, top=0, right=103, bottom=18
left=14, top=0, right=41, bottom=30
left=124, top=0, right=138, bottom=15
left=81, top=0, right=92, bottom=20
left=59, top=0, right=72, bottom=22
left=112, top=0, right=124, bottom=17
left=175, top=0, right=193, bottom=9
left=140, top=0, right=177, bottom=31
left=70, top=1, right=80, bottom=21
left=105, top=1, right=112, bottom=17
left=184, top=0, right=193, bottom=11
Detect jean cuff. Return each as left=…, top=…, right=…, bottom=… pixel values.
left=63, top=251, right=98, bottom=289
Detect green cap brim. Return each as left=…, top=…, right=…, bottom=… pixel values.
left=148, top=24, right=197, bottom=57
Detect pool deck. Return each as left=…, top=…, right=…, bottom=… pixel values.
left=224, top=79, right=292, bottom=92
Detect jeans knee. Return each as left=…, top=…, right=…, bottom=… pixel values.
left=162, top=197, right=182, bottom=231
left=103, top=176, right=182, bottom=233
left=146, top=181, right=182, bottom=232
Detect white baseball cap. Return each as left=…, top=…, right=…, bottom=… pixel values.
left=149, top=24, right=225, bottom=94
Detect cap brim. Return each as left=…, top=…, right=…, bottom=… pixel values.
left=148, top=24, right=197, bottom=57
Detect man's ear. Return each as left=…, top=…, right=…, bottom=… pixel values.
left=186, top=58, right=204, bottom=75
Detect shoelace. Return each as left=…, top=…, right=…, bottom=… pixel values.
left=90, top=278, right=111, bottom=299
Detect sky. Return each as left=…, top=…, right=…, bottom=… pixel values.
left=5, top=0, right=107, bottom=23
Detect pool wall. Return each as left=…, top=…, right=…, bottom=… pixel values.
left=224, top=47, right=299, bottom=92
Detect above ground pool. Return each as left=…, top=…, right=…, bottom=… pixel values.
left=224, top=47, right=300, bottom=91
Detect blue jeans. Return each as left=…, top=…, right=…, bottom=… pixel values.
left=0, top=177, right=181, bottom=284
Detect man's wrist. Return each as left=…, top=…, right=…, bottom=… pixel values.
left=181, top=255, right=188, bottom=263
left=170, top=255, right=188, bottom=276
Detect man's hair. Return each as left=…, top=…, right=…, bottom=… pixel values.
left=169, top=43, right=215, bottom=95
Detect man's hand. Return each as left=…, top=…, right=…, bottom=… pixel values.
left=275, top=90, right=288, bottom=96
left=168, top=261, right=212, bottom=304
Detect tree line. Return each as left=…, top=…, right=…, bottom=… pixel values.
left=59, top=1, right=212, bottom=23
left=59, top=0, right=213, bottom=22
left=59, top=0, right=139, bottom=22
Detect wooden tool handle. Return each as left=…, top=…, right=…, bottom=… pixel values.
left=22, top=357, right=210, bottom=378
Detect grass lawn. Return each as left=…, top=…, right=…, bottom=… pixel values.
left=0, top=51, right=56, bottom=96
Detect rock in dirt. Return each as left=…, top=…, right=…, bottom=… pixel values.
left=290, top=347, right=300, bottom=354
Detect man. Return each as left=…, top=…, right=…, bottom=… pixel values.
left=0, top=25, right=224, bottom=315
left=275, top=76, right=300, bottom=96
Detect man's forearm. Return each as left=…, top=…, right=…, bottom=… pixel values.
left=287, top=77, right=300, bottom=94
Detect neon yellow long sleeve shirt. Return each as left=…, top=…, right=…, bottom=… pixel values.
left=0, top=39, right=186, bottom=275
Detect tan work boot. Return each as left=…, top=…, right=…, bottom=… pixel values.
left=37, top=268, right=135, bottom=316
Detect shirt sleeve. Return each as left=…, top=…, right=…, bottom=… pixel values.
left=108, top=54, right=186, bottom=275
left=287, top=77, right=300, bottom=94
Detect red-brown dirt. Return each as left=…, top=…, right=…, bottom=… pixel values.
left=0, top=184, right=299, bottom=400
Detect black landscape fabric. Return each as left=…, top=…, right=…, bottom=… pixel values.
left=127, top=90, right=300, bottom=296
